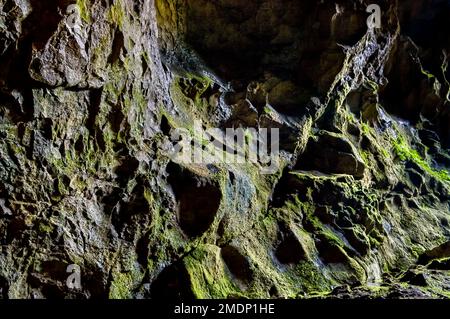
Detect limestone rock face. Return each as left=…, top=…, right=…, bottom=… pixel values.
left=0, top=0, right=449, bottom=299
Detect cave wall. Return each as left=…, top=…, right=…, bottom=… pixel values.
left=0, top=0, right=449, bottom=299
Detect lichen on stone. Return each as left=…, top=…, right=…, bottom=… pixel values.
left=0, top=0, right=449, bottom=300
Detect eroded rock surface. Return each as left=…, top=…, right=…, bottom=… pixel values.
left=0, top=0, right=449, bottom=299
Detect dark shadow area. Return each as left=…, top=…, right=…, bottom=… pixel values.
left=275, top=225, right=306, bottom=265
left=221, top=245, right=253, bottom=284
left=167, top=162, right=222, bottom=238
left=295, top=132, right=365, bottom=178
left=381, top=0, right=450, bottom=146
left=150, top=263, right=195, bottom=299
left=185, top=0, right=366, bottom=85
